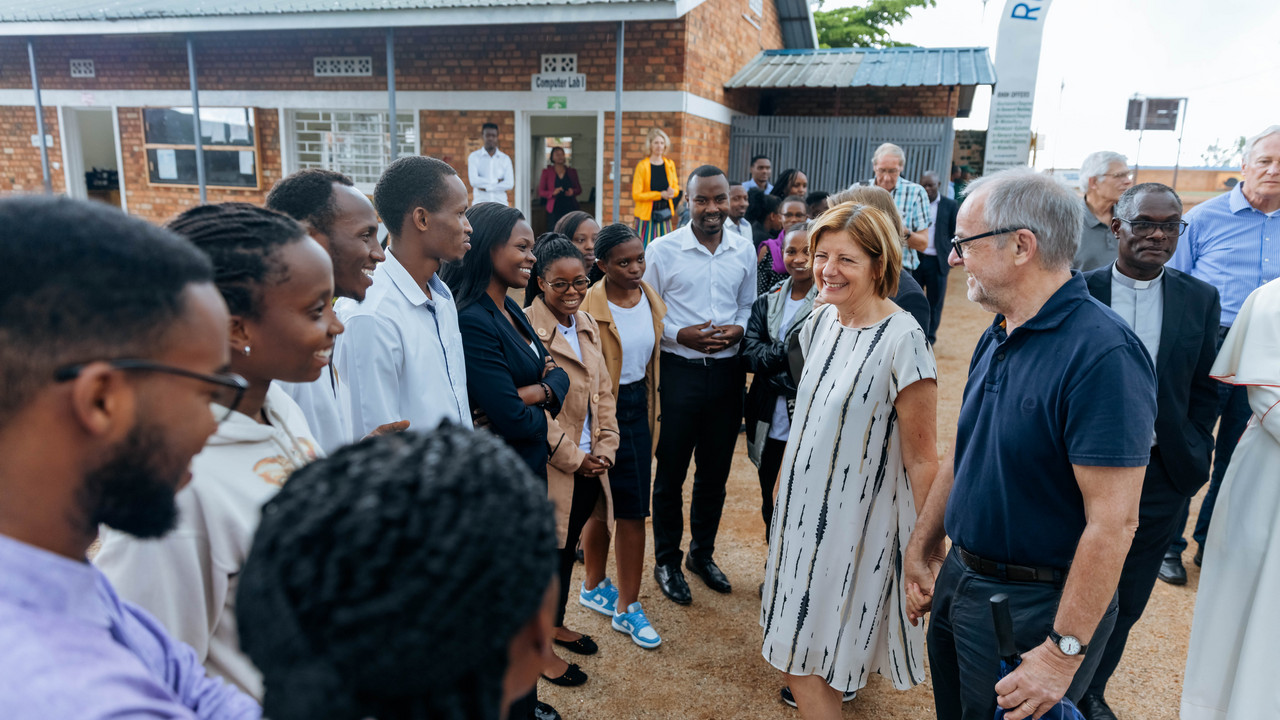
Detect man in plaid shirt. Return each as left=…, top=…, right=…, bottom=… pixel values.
left=871, top=142, right=931, bottom=271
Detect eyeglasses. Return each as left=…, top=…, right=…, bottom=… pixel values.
left=54, top=359, right=249, bottom=423
left=1102, top=171, right=1134, bottom=181
left=546, top=278, right=590, bottom=293
left=1117, top=218, right=1188, bottom=237
left=950, top=227, right=1027, bottom=258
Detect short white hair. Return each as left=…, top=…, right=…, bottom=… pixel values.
left=1079, top=151, right=1127, bottom=192
left=873, top=143, right=906, bottom=166
left=964, top=167, right=1083, bottom=272
left=1244, top=125, right=1280, bottom=163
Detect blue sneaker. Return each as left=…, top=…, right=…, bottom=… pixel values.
left=578, top=578, right=618, bottom=616
left=612, top=601, right=661, bottom=649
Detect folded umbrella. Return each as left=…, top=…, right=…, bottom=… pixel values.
left=990, top=593, right=1085, bottom=720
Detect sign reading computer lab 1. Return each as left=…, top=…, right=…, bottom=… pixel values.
left=983, top=0, right=1054, bottom=173
left=532, top=73, right=587, bottom=93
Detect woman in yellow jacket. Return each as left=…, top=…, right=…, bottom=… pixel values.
left=579, top=223, right=667, bottom=650
left=631, top=127, right=679, bottom=246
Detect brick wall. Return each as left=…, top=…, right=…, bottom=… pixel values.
left=418, top=109, right=516, bottom=206
left=117, top=107, right=282, bottom=224
left=685, top=0, right=783, bottom=111
left=681, top=114, right=732, bottom=179
left=0, top=106, right=64, bottom=193
left=758, top=85, right=963, bottom=117
left=953, top=129, right=985, bottom=175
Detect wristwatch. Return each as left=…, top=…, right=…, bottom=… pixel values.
left=1048, top=629, right=1087, bottom=656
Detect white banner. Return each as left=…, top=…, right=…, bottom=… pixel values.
left=983, top=0, right=1054, bottom=173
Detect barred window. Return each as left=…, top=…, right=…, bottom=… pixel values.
left=293, top=110, right=417, bottom=192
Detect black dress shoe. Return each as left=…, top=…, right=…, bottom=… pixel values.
left=1194, top=545, right=1204, bottom=567
left=1078, top=692, right=1118, bottom=720
left=1158, top=554, right=1187, bottom=585
left=654, top=563, right=692, bottom=605
left=685, top=555, right=732, bottom=593
left=532, top=701, right=562, bottom=720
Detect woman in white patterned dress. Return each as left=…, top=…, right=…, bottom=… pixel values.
left=761, top=202, right=939, bottom=719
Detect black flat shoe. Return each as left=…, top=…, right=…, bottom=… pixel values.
left=553, top=634, right=598, bottom=655
left=654, top=562, right=692, bottom=605
left=541, top=663, right=588, bottom=687
left=685, top=555, right=732, bottom=593
left=1158, top=554, right=1187, bottom=585
left=1078, top=693, right=1118, bottom=720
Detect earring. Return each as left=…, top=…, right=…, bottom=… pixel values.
left=243, top=346, right=251, bottom=356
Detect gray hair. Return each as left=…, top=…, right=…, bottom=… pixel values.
left=1115, top=183, right=1182, bottom=220
left=873, top=143, right=906, bottom=166
left=964, top=168, right=1083, bottom=271
left=1078, top=151, right=1127, bottom=192
left=1244, top=125, right=1280, bottom=163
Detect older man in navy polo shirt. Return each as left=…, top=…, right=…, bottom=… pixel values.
left=903, top=169, right=1157, bottom=720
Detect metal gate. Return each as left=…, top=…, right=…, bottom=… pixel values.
left=729, top=116, right=955, bottom=195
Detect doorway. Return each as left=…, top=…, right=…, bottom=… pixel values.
left=518, top=112, right=602, bottom=235
left=61, top=107, right=123, bottom=209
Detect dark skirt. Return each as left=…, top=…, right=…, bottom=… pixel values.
left=609, top=381, right=653, bottom=519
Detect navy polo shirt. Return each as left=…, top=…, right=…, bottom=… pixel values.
left=945, top=273, right=1156, bottom=569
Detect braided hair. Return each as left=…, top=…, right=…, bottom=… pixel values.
left=523, top=233, right=584, bottom=308
left=237, top=425, right=558, bottom=720
left=439, top=202, right=525, bottom=312
left=166, top=203, right=307, bottom=318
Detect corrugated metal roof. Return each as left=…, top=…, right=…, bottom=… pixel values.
left=0, top=0, right=653, bottom=22
left=727, top=47, right=996, bottom=89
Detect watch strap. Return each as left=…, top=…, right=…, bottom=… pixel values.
left=1048, top=629, right=1088, bottom=655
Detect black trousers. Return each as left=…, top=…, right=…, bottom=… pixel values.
left=556, top=474, right=601, bottom=627
left=1086, top=447, right=1185, bottom=696
left=758, top=437, right=788, bottom=539
left=911, top=253, right=948, bottom=343
left=652, top=353, right=745, bottom=567
left=928, top=550, right=1118, bottom=720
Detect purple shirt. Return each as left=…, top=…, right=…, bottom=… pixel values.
left=0, top=533, right=260, bottom=720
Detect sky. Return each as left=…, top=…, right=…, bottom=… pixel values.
left=824, top=0, right=1280, bottom=170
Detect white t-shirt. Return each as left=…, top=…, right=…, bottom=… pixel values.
left=768, top=293, right=807, bottom=441
left=557, top=316, right=594, bottom=452
left=608, top=292, right=655, bottom=385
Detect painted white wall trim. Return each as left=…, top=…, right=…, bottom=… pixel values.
left=0, top=88, right=741, bottom=126
left=2, top=2, right=689, bottom=37
left=56, top=105, right=74, bottom=197
left=111, top=106, right=128, bottom=213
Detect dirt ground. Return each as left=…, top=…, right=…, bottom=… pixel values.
left=545, top=269, right=1202, bottom=720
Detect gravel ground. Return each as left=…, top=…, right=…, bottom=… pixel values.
left=544, top=269, right=1200, bottom=720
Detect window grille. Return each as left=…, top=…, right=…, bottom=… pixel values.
left=540, top=54, right=577, bottom=74
left=293, top=110, right=416, bottom=191
left=313, top=56, right=373, bottom=77
left=70, top=59, right=95, bottom=78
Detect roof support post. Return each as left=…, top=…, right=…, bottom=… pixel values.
left=387, top=27, right=398, bottom=163
left=612, top=20, right=625, bottom=223
left=186, top=36, right=207, bottom=204
left=26, top=39, right=52, bottom=194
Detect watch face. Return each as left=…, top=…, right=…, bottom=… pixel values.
left=1059, top=636, right=1082, bottom=655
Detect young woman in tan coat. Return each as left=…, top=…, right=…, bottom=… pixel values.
left=525, top=235, right=619, bottom=688
left=578, top=223, right=667, bottom=650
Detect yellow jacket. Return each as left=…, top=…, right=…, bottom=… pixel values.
left=631, top=157, right=679, bottom=222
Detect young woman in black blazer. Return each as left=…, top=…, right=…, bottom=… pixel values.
left=442, top=202, right=571, bottom=482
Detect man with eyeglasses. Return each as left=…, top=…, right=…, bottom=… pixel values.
left=871, top=142, right=931, bottom=272
left=1073, top=151, right=1134, bottom=271
left=1163, top=124, right=1280, bottom=584
left=902, top=169, right=1157, bottom=720
left=1076, top=183, right=1220, bottom=720
left=0, top=196, right=259, bottom=718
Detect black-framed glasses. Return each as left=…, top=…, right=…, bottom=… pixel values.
left=546, top=278, right=590, bottom=293
left=1117, top=218, right=1188, bottom=237
left=950, top=227, right=1027, bottom=258
left=54, top=359, right=249, bottom=423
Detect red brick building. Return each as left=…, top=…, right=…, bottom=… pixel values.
left=0, top=0, right=991, bottom=227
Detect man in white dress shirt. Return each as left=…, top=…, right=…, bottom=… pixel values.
left=643, top=165, right=757, bottom=605
left=467, top=122, right=514, bottom=206
left=336, top=156, right=474, bottom=438
left=727, top=182, right=752, bottom=239
left=267, top=169, right=407, bottom=453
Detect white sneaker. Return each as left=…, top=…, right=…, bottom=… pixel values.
left=612, top=601, right=661, bottom=649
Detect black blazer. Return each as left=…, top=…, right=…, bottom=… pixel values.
left=1084, top=266, right=1221, bottom=496
left=457, top=293, right=571, bottom=481
left=934, top=196, right=958, bottom=277
left=894, top=269, right=932, bottom=336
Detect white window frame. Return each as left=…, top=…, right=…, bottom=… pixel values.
left=287, top=108, right=419, bottom=193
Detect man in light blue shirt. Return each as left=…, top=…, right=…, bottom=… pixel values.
left=0, top=196, right=258, bottom=719
left=1164, top=125, right=1280, bottom=578
left=742, top=154, right=774, bottom=194
left=337, top=156, right=474, bottom=438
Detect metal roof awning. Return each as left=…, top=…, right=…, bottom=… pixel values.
left=727, top=47, right=996, bottom=90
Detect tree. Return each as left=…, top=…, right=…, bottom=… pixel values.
left=1200, top=136, right=1245, bottom=167
left=813, top=0, right=938, bottom=49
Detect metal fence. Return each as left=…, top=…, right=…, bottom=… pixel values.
left=728, top=116, right=955, bottom=194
